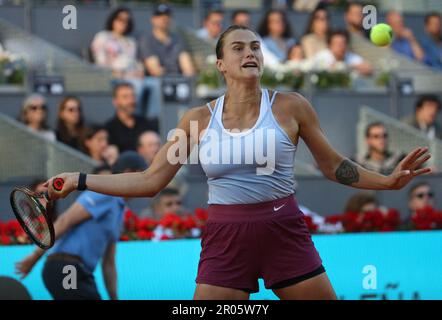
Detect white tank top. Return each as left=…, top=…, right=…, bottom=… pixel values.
left=199, top=89, right=297, bottom=204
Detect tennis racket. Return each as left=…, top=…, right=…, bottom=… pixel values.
left=9, top=178, right=64, bottom=249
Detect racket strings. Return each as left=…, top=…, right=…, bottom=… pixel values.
left=13, top=191, right=51, bottom=246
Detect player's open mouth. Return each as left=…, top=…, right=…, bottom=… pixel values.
left=242, top=62, right=258, bottom=68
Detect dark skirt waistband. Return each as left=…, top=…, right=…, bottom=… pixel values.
left=207, top=194, right=302, bottom=222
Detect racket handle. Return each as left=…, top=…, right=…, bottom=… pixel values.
left=42, top=178, right=64, bottom=202
left=53, top=178, right=64, bottom=192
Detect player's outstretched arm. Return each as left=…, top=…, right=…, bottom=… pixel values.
left=45, top=107, right=206, bottom=200
left=294, top=93, right=432, bottom=190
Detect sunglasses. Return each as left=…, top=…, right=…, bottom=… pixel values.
left=414, top=192, right=434, bottom=199
left=29, top=104, right=47, bottom=111
left=65, top=107, right=80, bottom=113
left=165, top=200, right=181, bottom=207
left=369, top=133, right=388, bottom=139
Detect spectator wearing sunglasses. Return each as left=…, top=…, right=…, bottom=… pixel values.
left=356, top=122, right=406, bottom=175
left=19, top=93, right=56, bottom=142
left=406, top=182, right=436, bottom=227
left=56, top=96, right=88, bottom=150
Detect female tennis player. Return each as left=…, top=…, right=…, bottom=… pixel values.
left=45, top=25, right=432, bottom=300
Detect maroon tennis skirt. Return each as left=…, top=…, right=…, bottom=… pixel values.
left=195, top=194, right=323, bottom=293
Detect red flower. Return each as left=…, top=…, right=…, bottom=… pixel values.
left=195, top=208, right=209, bottom=221
left=436, top=211, right=442, bottom=227
left=416, top=222, right=432, bottom=230
left=135, top=218, right=158, bottom=231
left=120, top=234, right=130, bottom=241
left=1, top=234, right=11, bottom=245
left=6, top=220, right=21, bottom=236
left=159, top=213, right=183, bottom=229
left=124, top=209, right=139, bottom=231
left=343, top=211, right=360, bottom=224
left=370, top=210, right=384, bottom=229
left=343, top=211, right=362, bottom=232
left=0, top=222, right=6, bottom=235
left=325, top=215, right=342, bottom=224
left=145, top=218, right=158, bottom=230
left=303, top=215, right=318, bottom=233
left=182, top=215, right=197, bottom=230
left=412, top=206, right=440, bottom=230
left=385, top=209, right=400, bottom=226
left=379, top=226, right=395, bottom=232
left=136, top=230, right=154, bottom=240
left=160, top=234, right=172, bottom=241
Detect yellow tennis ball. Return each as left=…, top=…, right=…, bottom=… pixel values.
left=370, top=23, right=393, bottom=46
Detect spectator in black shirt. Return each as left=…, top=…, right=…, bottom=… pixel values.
left=105, top=83, right=158, bottom=152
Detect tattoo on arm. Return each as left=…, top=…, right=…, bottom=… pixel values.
left=335, top=159, right=360, bottom=185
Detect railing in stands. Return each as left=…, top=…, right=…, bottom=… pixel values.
left=0, top=18, right=112, bottom=93
left=357, top=106, right=442, bottom=172
left=0, top=113, right=97, bottom=182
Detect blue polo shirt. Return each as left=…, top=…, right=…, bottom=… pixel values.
left=391, top=38, right=416, bottom=60
left=421, top=34, right=442, bottom=71
left=48, top=191, right=125, bottom=273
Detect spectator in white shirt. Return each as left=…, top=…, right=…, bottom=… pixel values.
left=312, top=30, right=373, bottom=75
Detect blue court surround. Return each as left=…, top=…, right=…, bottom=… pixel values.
left=1, top=231, right=441, bottom=300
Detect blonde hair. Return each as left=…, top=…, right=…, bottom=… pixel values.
left=19, top=93, right=49, bottom=129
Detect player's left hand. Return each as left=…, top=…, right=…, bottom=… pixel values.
left=387, top=147, right=432, bottom=190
